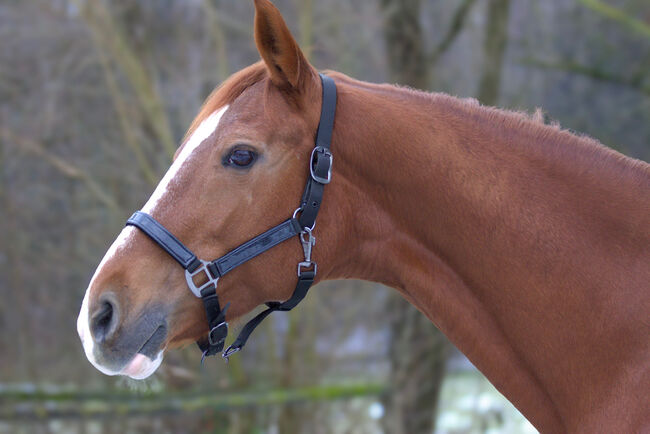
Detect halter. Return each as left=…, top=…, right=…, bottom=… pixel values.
left=125, top=74, right=337, bottom=361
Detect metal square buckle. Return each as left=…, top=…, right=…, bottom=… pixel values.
left=310, top=146, right=332, bottom=184
left=185, top=260, right=219, bottom=298
left=208, top=321, right=228, bottom=348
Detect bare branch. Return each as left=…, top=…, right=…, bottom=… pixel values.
left=522, top=58, right=650, bottom=96
left=95, top=46, right=159, bottom=186
left=578, top=0, right=650, bottom=40
left=72, top=0, right=177, bottom=159
left=2, top=127, right=121, bottom=212
left=477, top=0, right=511, bottom=105
left=428, top=0, right=478, bottom=66
left=202, top=0, right=230, bottom=81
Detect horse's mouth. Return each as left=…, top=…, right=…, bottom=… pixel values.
left=120, top=325, right=167, bottom=379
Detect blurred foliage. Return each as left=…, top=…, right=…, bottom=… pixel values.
left=0, top=0, right=648, bottom=433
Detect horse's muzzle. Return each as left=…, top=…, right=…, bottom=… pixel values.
left=77, top=291, right=167, bottom=378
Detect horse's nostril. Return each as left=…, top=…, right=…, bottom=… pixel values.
left=90, top=294, right=120, bottom=343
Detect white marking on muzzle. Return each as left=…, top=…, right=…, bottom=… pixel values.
left=77, top=227, right=137, bottom=376
left=77, top=105, right=229, bottom=378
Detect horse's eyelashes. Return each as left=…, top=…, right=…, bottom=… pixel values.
left=224, top=148, right=257, bottom=168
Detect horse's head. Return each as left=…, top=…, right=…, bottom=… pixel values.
left=77, top=0, right=331, bottom=379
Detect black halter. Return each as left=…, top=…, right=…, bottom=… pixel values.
left=126, top=74, right=337, bottom=361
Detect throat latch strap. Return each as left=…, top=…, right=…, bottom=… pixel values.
left=222, top=245, right=317, bottom=359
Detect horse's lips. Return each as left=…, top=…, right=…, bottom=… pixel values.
left=120, top=326, right=167, bottom=379
left=120, top=350, right=164, bottom=379
left=122, top=353, right=149, bottom=377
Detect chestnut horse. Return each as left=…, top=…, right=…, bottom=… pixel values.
left=77, top=0, right=649, bottom=431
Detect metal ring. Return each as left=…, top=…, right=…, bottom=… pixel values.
left=303, top=221, right=316, bottom=233
left=292, top=207, right=317, bottom=232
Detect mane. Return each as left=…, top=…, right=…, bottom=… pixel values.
left=325, top=70, right=650, bottom=180
left=183, top=62, right=269, bottom=142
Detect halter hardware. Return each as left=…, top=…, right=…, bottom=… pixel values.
left=125, top=74, right=337, bottom=362
left=310, top=146, right=332, bottom=184
left=185, top=260, right=220, bottom=298
left=208, top=321, right=228, bottom=347
left=298, top=228, right=316, bottom=276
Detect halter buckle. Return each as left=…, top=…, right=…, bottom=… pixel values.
left=310, top=146, right=332, bottom=184
left=208, top=321, right=229, bottom=348
left=185, top=260, right=219, bottom=298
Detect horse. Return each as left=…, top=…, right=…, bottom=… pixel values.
left=77, top=0, right=650, bottom=432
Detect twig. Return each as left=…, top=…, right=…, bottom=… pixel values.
left=429, top=0, right=478, bottom=65
left=1, top=127, right=121, bottom=212
left=522, top=58, right=650, bottom=96
left=202, top=0, right=231, bottom=81
left=72, top=0, right=178, bottom=159
left=0, top=382, right=384, bottom=420
left=578, top=0, right=650, bottom=40
left=95, top=46, right=159, bottom=186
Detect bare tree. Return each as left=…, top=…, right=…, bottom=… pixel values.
left=477, top=0, right=511, bottom=105
left=378, top=1, right=455, bottom=432
left=380, top=0, right=429, bottom=90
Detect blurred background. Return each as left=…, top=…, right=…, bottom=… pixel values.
left=0, top=0, right=648, bottom=433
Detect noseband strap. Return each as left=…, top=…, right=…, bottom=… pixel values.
left=125, top=74, right=337, bottom=361
left=126, top=211, right=202, bottom=272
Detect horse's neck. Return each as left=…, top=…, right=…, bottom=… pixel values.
left=321, top=78, right=650, bottom=432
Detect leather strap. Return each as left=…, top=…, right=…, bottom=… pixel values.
left=298, top=75, right=337, bottom=230
left=223, top=269, right=315, bottom=358
left=196, top=286, right=229, bottom=356
left=211, top=218, right=302, bottom=277
left=315, top=76, right=336, bottom=151
left=127, top=211, right=201, bottom=272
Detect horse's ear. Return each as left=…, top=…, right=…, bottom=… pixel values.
left=253, top=0, right=314, bottom=91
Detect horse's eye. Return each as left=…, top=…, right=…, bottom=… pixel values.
left=226, top=149, right=256, bottom=168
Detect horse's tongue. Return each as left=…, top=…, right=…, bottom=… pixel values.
left=122, top=353, right=148, bottom=377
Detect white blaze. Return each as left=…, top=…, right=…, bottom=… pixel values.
left=77, top=105, right=229, bottom=379
left=143, top=105, right=230, bottom=213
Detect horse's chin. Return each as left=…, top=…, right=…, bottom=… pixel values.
left=121, top=351, right=164, bottom=380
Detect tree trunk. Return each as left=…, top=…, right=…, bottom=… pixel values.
left=379, top=1, right=450, bottom=433
left=477, top=0, right=511, bottom=105
left=382, top=296, right=450, bottom=434
left=379, top=0, right=429, bottom=90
